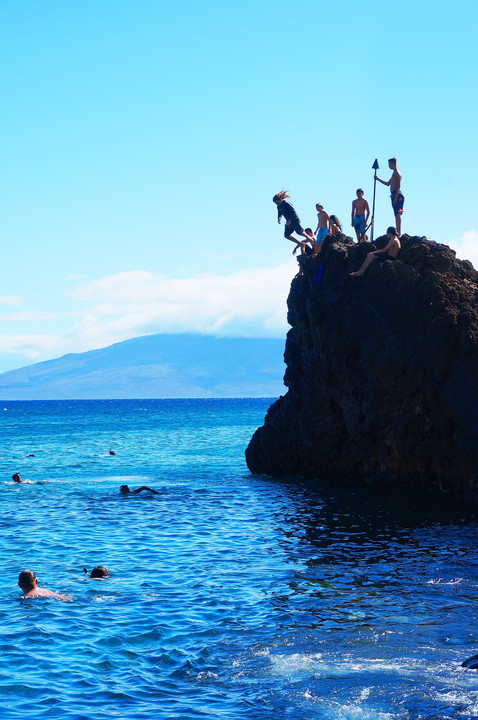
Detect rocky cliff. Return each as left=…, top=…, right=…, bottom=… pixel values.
left=245, top=233, right=478, bottom=501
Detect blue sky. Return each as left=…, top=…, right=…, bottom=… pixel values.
left=0, top=0, right=477, bottom=372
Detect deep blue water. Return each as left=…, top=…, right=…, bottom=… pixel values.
left=1, top=398, right=478, bottom=719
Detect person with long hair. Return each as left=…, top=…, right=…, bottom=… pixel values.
left=272, top=190, right=315, bottom=253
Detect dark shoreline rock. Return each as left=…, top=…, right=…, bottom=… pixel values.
left=245, top=233, right=478, bottom=501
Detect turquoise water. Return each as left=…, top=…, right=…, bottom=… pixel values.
left=1, top=399, right=478, bottom=719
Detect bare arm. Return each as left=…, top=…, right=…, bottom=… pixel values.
left=351, top=200, right=356, bottom=225
left=364, top=200, right=370, bottom=222
left=376, top=175, right=391, bottom=187
left=133, top=486, right=160, bottom=495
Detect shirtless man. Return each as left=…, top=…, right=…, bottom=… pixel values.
left=349, top=226, right=401, bottom=277
left=314, top=203, right=330, bottom=253
left=376, top=157, right=404, bottom=236
left=351, top=189, right=370, bottom=242
left=18, top=570, right=71, bottom=600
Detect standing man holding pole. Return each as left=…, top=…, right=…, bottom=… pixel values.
left=376, top=157, right=404, bottom=236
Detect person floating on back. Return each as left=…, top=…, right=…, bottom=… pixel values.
left=120, top=484, right=160, bottom=495
left=349, top=226, right=401, bottom=277
left=314, top=203, right=330, bottom=253
left=351, top=189, right=370, bottom=243
left=18, top=570, right=71, bottom=600
left=273, top=190, right=315, bottom=254
left=376, top=157, right=404, bottom=236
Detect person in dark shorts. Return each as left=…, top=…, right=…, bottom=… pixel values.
left=349, top=226, right=400, bottom=277
left=273, top=190, right=315, bottom=253
left=376, top=158, right=404, bottom=236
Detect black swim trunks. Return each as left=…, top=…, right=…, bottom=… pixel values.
left=284, top=218, right=304, bottom=238
left=391, top=190, right=404, bottom=216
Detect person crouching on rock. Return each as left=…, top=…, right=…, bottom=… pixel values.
left=273, top=190, right=316, bottom=254
left=349, top=226, right=400, bottom=277
left=329, top=215, right=342, bottom=235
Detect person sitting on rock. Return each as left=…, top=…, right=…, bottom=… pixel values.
left=18, top=570, right=71, bottom=600
left=120, top=484, right=160, bottom=495
left=349, top=226, right=400, bottom=277
left=329, top=215, right=342, bottom=234
left=273, top=190, right=315, bottom=253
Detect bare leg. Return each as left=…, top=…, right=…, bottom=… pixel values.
left=396, top=214, right=401, bottom=236
left=350, top=253, right=377, bottom=277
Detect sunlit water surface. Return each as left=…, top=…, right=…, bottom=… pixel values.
left=1, top=399, right=478, bottom=719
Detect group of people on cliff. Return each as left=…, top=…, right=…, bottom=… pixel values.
left=273, top=157, right=404, bottom=269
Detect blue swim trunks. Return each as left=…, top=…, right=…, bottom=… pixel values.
left=353, top=214, right=365, bottom=233
left=391, top=190, right=404, bottom=216
left=317, top=227, right=328, bottom=243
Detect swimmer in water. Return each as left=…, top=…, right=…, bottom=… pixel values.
left=84, top=566, right=109, bottom=579
left=120, top=484, right=160, bottom=495
left=12, top=473, right=22, bottom=483
left=18, top=570, right=71, bottom=600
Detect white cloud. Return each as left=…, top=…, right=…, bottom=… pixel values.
left=449, top=230, right=478, bottom=269
left=0, top=263, right=298, bottom=370
left=68, top=263, right=297, bottom=347
left=0, top=296, right=21, bottom=307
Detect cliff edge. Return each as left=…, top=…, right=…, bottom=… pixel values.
left=245, top=233, right=478, bottom=501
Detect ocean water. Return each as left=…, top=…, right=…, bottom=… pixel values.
left=1, top=399, right=478, bottom=719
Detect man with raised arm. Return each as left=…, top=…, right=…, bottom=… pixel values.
left=376, top=157, right=404, bottom=236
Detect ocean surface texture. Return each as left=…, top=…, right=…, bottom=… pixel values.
left=1, top=399, right=478, bottom=720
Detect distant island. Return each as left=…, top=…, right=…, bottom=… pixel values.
left=0, top=333, right=286, bottom=400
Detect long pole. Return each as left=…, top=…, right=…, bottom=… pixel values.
left=371, top=158, right=379, bottom=244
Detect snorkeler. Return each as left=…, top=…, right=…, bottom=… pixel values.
left=120, top=484, right=160, bottom=495
left=83, top=566, right=109, bottom=579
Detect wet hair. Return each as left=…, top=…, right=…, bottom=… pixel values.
left=12, top=473, right=21, bottom=483
left=272, top=189, right=289, bottom=204
left=330, top=215, right=342, bottom=231
left=18, top=570, right=37, bottom=591
left=388, top=157, right=397, bottom=166
left=387, top=226, right=398, bottom=236
left=90, top=566, right=109, bottom=579
left=356, top=189, right=364, bottom=194
left=120, top=484, right=131, bottom=494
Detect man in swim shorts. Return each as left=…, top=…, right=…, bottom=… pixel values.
left=351, top=189, right=370, bottom=242
left=376, top=157, right=404, bottom=236
left=349, top=226, right=400, bottom=277
left=314, top=203, right=330, bottom=253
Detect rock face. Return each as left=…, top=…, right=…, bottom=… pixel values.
left=245, top=233, right=478, bottom=501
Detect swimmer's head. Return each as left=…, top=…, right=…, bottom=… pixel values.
left=120, top=485, right=131, bottom=494
left=12, top=473, right=21, bottom=483
left=18, top=570, right=37, bottom=592
left=90, top=566, right=109, bottom=579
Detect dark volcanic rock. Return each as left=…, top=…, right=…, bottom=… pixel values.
left=245, top=233, right=478, bottom=501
